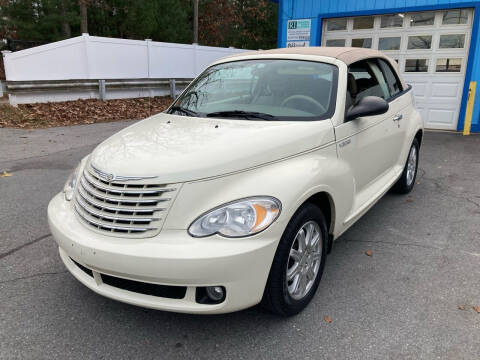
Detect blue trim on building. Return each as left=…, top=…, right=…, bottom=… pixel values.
left=277, top=0, right=480, bottom=132
left=317, top=16, right=323, bottom=48
left=457, top=4, right=480, bottom=131
left=277, top=0, right=283, bottom=48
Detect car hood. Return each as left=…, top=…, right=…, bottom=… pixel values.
left=89, top=113, right=335, bottom=183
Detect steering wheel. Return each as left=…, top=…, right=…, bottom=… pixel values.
left=281, top=95, right=326, bottom=114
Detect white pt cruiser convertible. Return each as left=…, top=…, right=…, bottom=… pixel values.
left=48, top=47, right=423, bottom=316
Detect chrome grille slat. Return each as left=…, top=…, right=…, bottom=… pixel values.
left=84, top=170, right=176, bottom=194
left=74, top=163, right=178, bottom=238
left=77, top=188, right=166, bottom=213
left=76, top=196, right=160, bottom=222
left=74, top=205, right=156, bottom=232
left=79, top=178, right=171, bottom=204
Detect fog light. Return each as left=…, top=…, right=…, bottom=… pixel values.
left=196, top=286, right=226, bottom=304
left=206, top=286, right=225, bottom=302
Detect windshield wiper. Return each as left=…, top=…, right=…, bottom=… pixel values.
left=206, top=110, right=275, bottom=120
left=169, top=106, right=198, bottom=117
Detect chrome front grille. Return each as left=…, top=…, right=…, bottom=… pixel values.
left=73, top=164, right=178, bottom=237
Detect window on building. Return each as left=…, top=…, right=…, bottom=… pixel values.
left=378, top=59, right=402, bottom=97
left=378, top=37, right=401, bottom=51
left=410, top=12, right=435, bottom=26
left=439, top=34, right=465, bottom=48
left=442, top=9, right=468, bottom=25
left=327, top=18, right=347, bottom=31
left=326, top=39, right=346, bottom=47
left=405, top=59, right=429, bottom=72
left=353, top=16, right=374, bottom=30
left=381, top=14, right=404, bottom=28
left=351, top=38, right=372, bottom=48
left=436, top=58, right=462, bottom=72
left=407, top=35, right=432, bottom=49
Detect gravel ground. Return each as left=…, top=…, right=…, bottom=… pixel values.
left=0, top=122, right=479, bottom=360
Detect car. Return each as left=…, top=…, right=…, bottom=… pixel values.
left=48, top=47, right=423, bottom=316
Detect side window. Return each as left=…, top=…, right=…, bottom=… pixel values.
left=348, top=60, right=390, bottom=103
left=378, top=59, right=403, bottom=98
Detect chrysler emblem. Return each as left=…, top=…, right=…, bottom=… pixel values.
left=90, top=163, right=116, bottom=182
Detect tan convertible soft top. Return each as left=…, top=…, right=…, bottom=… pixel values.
left=224, top=47, right=407, bottom=89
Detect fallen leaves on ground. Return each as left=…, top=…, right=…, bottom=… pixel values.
left=324, top=315, right=332, bottom=323
left=473, top=305, right=480, bottom=313
left=1, top=171, right=12, bottom=177
left=365, top=250, right=372, bottom=256
left=0, top=96, right=173, bottom=129
left=458, top=305, right=465, bottom=310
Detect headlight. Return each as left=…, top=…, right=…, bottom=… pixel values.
left=188, top=197, right=281, bottom=238
left=63, top=163, right=81, bottom=201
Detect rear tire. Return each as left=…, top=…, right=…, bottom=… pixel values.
left=261, top=203, right=328, bottom=316
left=392, top=138, right=419, bottom=194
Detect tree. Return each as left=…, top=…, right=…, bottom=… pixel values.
left=86, top=0, right=191, bottom=43
left=78, top=0, right=87, bottom=33
left=0, top=0, right=277, bottom=48
left=1, top=0, right=80, bottom=41
left=198, top=0, right=277, bottom=49
left=235, top=0, right=277, bottom=49
left=198, top=0, right=237, bottom=47
left=60, top=0, right=72, bottom=37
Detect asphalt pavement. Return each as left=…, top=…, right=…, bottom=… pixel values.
left=1, top=121, right=479, bottom=360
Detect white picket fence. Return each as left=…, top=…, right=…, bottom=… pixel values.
left=1, top=34, right=248, bottom=104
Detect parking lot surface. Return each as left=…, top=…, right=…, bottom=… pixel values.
left=1, top=122, right=479, bottom=360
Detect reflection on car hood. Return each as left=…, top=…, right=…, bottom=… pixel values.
left=89, top=113, right=335, bottom=183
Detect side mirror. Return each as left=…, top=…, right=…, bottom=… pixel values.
left=346, top=96, right=389, bottom=121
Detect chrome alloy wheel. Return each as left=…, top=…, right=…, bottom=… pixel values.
left=286, top=220, right=322, bottom=300
left=406, top=145, right=418, bottom=187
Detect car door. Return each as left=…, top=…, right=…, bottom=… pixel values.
left=377, top=58, right=412, bottom=171
left=335, top=59, right=399, bottom=220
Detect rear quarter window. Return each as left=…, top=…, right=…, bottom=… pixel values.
left=378, top=59, right=403, bottom=98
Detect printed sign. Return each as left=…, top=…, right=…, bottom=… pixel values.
left=286, top=19, right=311, bottom=48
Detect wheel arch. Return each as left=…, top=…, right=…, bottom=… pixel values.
left=414, top=129, right=423, bottom=148
left=303, top=191, right=336, bottom=253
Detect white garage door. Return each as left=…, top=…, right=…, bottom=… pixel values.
left=321, top=9, right=473, bottom=130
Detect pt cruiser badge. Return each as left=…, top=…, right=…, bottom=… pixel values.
left=48, top=47, right=423, bottom=316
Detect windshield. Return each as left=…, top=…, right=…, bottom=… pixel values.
left=168, top=59, right=338, bottom=121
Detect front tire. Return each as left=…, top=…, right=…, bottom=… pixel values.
left=392, top=138, right=419, bottom=194
left=261, top=203, right=328, bottom=316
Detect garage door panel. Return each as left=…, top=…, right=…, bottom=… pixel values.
left=322, top=8, right=473, bottom=130
left=428, top=107, right=459, bottom=125
left=430, top=82, right=461, bottom=99
left=402, top=77, right=429, bottom=102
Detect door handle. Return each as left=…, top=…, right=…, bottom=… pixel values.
left=393, top=114, right=403, bottom=121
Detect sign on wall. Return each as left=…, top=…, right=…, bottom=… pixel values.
left=286, top=19, right=311, bottom=48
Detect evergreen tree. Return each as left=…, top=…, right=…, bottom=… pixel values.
left=1, top=0, right=79, bottom=41
left=0, top=0, right=277, bottom=49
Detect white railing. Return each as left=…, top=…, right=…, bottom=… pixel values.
left=2, top=34, right=247, bottom=81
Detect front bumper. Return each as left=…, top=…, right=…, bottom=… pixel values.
left=48, top=193, right=281, bottom=314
